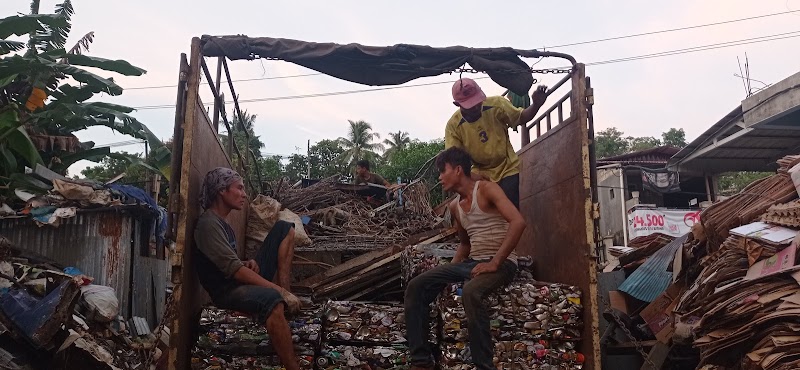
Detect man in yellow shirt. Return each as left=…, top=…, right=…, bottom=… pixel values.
left=445, top=78, right=548, bottom=208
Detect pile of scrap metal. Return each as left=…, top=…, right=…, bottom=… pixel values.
left=602, top=154, right=800, bottom=370
left=263, top=176, right=438, bottom=252
left=192, top=305, right=322, bottom=370
left=0, top=237, right=167, bottom=370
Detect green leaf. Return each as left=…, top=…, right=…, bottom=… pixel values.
left=0, top=73, right=18, bottom=88
left=7, top=128, right=44, bottom=167
left=46, top=58, right=123, bottom=95
left=63, top=54, right=146, bottom=76
left=0, top=14, right=69, bottom=39
left=0, top=144, right=18, bottom=173
left=10, top=173, right=52, bottom=193
left=54, top=83, right=104, bottom=103
left=57, top=146, right=110, bottom=168
left=0, top=39, right=25, bottom=55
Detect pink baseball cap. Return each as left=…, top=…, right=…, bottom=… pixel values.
left=452, top=78, right=486, bottom=109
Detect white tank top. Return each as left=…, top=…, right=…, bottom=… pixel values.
left=455, top=181, right=517, bottom=264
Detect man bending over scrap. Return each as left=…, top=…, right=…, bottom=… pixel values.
left=194, top=167, right=302, bottom=370
left=404, top=147, right=527, bottom=370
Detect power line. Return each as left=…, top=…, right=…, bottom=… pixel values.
left=543, top=9, right=800, bottom=49
left=131, top=77, right=492, bottom=110
left=583, top=30, right=800, bottom=66
left=128, top=30, right=800, bottom=110
left=124, top=72, right=322, bottom=90
left=122, top=10, right=800, bottom=91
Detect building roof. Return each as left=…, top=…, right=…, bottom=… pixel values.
left=669, top=71, right=800, bottom=175
left=598, top=146, right=681, bottom=166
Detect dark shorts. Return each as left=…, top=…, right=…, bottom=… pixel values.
left=212, top=284, right=284, bottom=324
left=498, top=173, right=520, bottom=209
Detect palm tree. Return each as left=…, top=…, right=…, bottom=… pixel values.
left=382, top=131, right=410, bottom=160
left=338, top=120, right=384, bottom=167
left=221, top=110, right=264, bottom=155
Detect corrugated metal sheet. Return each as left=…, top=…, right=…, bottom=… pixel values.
left=0, top=210, right=167, bottom=324
left=618, top=234, right=688, bottom=302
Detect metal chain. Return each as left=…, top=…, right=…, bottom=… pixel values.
left=597, top=292, right=659, bottom=370
left=452, top=67, right=573, bottom=75
left=143, top=286, right=179, bottom=368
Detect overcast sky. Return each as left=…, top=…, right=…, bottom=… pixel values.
left=4, top=0, right=800, bottom=174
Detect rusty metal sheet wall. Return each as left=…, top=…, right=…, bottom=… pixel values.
left=168, top=38, right=249, bottom=370
left=131, top=220, right=168, bottom=327
left=516, top=65, right=600, bottom=369
left=0, top=212, right=134, bottom=317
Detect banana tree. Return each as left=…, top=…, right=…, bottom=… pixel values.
left=0, top=1, right=171, bottom=197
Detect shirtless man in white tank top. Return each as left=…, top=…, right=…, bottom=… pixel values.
left=405, top=147, right=527, bottom=370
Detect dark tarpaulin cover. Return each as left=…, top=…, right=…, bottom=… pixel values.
left=200, top=35, right=542, bottom=96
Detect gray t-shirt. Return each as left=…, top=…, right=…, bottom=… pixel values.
left=194, top=211, right=244, bottom=297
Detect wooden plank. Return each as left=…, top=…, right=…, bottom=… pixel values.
left=296, top=246, right=394, bottom=289
left=314, top=254, right=401, bottom=296
left=640, top=342, right=671, bottom=370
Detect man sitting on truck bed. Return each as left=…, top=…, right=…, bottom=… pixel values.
left=445, top=78, right=548, bottom=208
left=404, top=147, right=527, bottom=370
left=194, top=167, right=302, bottom=370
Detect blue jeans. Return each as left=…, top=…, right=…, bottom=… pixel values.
left=404, top=259, right=517, bottom=370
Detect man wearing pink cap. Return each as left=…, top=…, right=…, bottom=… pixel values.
left=445, top=78, right=547, bottom=208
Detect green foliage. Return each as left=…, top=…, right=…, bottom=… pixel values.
left=595, top=127, right=688, bottom=158
left=718, top=171, right=773, bottom=196
left=338, top=120, right=384, bottom=168
left=383, top=131, right=410, bottom=160
left=0, top=1, right=163, bottom=197
left=595, top=127, right=629, bottom=158
left=80, top=151, right=146, bottom=182
left=661, top=128, right=687, bottom=148
left=626, top=136, right=661, bottom=152
left=381, top=139, right=444, bottom=183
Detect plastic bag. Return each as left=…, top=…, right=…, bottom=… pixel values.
left=245, top=195, right=282, bottom=259
left=80, top=285, right=119, bottom=323
left=278, top=209, right=312, bottom=246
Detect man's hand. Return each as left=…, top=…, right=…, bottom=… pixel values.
left=280, top=289, right=302, bottom=314
left=243, top=259, right=259, bottom=274
left=531, top=85, right=548, bottom=107
left=471, top=261, right=500, bottom=278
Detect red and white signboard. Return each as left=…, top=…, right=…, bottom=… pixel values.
left=628, top=207, right=701, bottom=239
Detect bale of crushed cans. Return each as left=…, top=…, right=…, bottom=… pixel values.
left=317, top=344, right=409, bottom=369
left=401, top=243, right=458, bottom=287
left=323, top=301, right=437, bottom=345
left=191, top=305, right=322, bottom=369
left=441, top=341, right=586, bottom=370
left=437, top=277, right=584, bottom=369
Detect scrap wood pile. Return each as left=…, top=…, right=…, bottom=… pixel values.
left=276, top=176, right=436, bottom=242
left=294, top=229, right=457, bottom=301
left=0, top=237, right=168, bottom=370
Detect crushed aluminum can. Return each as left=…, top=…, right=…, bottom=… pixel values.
left=318, top=344, right=409, bottom=369
left=324, top=301, right=436, bottom=345
left=401, top=243, right=458, bottom=287
left=440, top=341, right=585, bottom=370
left=194, top=305, right=322, bottom=356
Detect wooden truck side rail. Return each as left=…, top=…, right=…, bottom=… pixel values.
left=518, top=64, right=601, bottom=369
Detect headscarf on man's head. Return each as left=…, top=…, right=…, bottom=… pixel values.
left=200, top=167, right=243, bottom=209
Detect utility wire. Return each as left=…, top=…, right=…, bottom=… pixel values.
left=544, top=9, right=800, bottom=48
left=122, top=9, right=800, bottom=91
left=128, top=30, right=800, bottom=110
